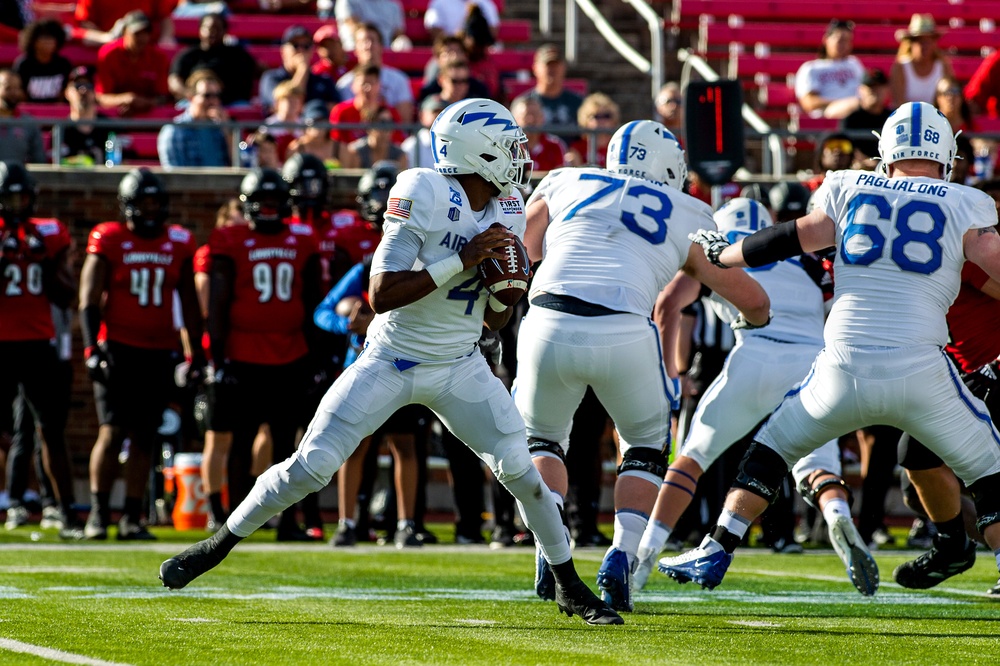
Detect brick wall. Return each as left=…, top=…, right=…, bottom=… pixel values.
left=28, top=166, right=366, bottom=470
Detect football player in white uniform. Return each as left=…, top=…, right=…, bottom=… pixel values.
left=159, top=98, right=623, bottom=626
left=515, top=120, right=771, bottom=612
left=632, top=199, right=873, bottom=595
left=660, top=101, right=1000, bottom=593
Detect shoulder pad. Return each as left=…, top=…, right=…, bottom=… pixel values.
left=30, top=219, right=63, bottom=236
left=288, top=222, right=314, bottom=235
left=168, top=226, right=192, bottom=243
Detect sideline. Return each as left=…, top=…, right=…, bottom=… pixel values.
left=0, top=638, right=134, bottom=666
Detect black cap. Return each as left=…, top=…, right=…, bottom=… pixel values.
left=825, top=19, right=854, bottom=36
left=281, top=25, right=310, bottom=44
left=862, top=68, right=888, bottom=87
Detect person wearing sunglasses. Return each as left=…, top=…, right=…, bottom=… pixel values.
left=260, top=25, right=339, bottom=116
left=935, top=76, right=974, bottom=135
left=564, top=93, right=620, bottom=167
left=60, top=66, right=110, bottom=166
left=654, top=82, right=683, bottom=136
left=157, top=69, right=230, bottom=168
left=806, top=132, right=856, bottom=192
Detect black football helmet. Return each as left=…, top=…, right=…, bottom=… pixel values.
left=119, top=168, right=169, bottom=236
left=240, top=167, right=291, bottom=232
left=0, top=161, right=37, bottom=226
left=281, top=152, right=328, bottom=219
left=356, top=160, right=399, bottom=228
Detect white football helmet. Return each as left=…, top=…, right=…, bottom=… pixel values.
left=713, top=197, right=773, bottom=235
left=430, top=98, right=532, bottom=196
left=874, top=101, right=957, bottom=180
left=606, top=120, right=687, bottom=190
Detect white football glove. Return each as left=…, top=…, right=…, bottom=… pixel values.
left=731, top=311, right=773, bottom=331
left=688, top=229, right=731, bottom=268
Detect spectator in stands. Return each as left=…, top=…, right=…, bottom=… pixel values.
left=168, top=13, right=258, bottom=107
left=461, top=5, right=500, bottom=100
left=171, top=0, right=228, bottom=19
left=259, top=26, right=340, bottom=115
left=952, top=135, right=975, bottom=185
left=418, top=36, right=489, bottom=104
left=336, top=23, right=414, bottom=122
left=424, top=0, right=499, bottom=43
left=841, top=68, right=891, bottom=162
left=654, top=82, right=683, bottom=137
left=329, top=64, right=404, bottom=163
left=965, top=50, right=1000, bottom=118
left=14, top=19, right=72, bottom=104
left=334, top=0, right=405, bottom=52
left=75, top=0, right=176, bottom=47
left=936, top=76, right=974, bottom=134
left=157, top=70, right=230, bottom=168
left=94, top=11, right=171, bottom=117
left=312, top=25, right=353, bottom=82
left=60, top=67, right=110, bottom=166
left=435, top=60, right=474, bottom=105
left=793, top=19, right=865, bottom=120
left=402, top=94, right=445, bottom=169
left=510, top=93, right=565, bottom=172
left=563, top=92, right=619, bottom=167
left=805, top=133, right=855, bottom=191
left=526, top=44, right=583, bottom=134
left=889, top=14, right=953, bottom=107
left=265, top=81, right=305, bottom=162
left=288, top=99, right=339, bottom=167
left=340, top=105, right=407, bottom=169
left=0, top=70, right=46, bottom=164
left=246, top=128, right=281, bottom=169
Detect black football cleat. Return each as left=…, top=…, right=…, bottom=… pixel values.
left=554, top=579, right=624, bottom=625
left=159, top=526, right=237, bottom=590
left=893, top=539, right=976, bottom=590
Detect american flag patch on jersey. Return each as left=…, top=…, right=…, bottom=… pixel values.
left=387, top=198, right=413, bottom=219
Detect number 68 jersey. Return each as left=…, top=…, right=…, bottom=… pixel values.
left=815, top=169, right=998, bottom=348
left=527, top=167, right=715, bottom=316
left=87, top=221, right=196, bottom=350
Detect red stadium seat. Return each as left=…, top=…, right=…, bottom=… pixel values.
left=674, top=0, right=1000, bottom=24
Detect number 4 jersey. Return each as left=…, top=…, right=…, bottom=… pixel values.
left=209, top=222, right=318, bottom=365
left=815, top=170, right=998, bottom=348
left=1, top=218, right=71, bottom=342
left=87, top=221, right=196, bottom=350
left=527, top=167, right=715, bottom=316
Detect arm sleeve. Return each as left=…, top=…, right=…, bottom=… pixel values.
left=370, top=224, right=423, bottom=276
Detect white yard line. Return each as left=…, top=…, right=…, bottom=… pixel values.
left=0, top=638, right=134, bottom=666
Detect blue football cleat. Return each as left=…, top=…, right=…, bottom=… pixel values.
left=657, top=535, right=733, bottom=590
left=596, top=547, right=633, bottom=612
left=535, top=545, right=555, bottom=601
left=828, top=515, right=879, bottom=596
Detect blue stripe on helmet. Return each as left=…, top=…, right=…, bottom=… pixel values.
left=749, top=201, right=759, bottom=230
left=430, top=130, right=439, bottom=164
left=911, top=103, right=922, bottom=147
left=618, top=121, right=638, bottom=165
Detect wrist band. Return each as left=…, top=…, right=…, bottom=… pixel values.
left=488, top=296, right=507, bottom=312
left=425, top=253, right=465, bottom=287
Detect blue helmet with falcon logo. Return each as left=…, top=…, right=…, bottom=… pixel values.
left=430, top=98, right=532, bottom=197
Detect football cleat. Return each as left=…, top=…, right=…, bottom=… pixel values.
left=330, top=523, right=357, bottom=547
left=118, top=518, right=157, bottom=541
left=657, top=535, right=733, bottom=590
left=554, top=578, right=624, bottom=625
left=40, top=506, right=66, bottom=530
left=4, top=505, right=28, bottom=530
left=905, top=517, right=936, bottom=550
left=160, top=533, right=229, bottom=590
left=534, top=545, right=555, bottom=601
left=892, top=539, right=976, bottom=589
left=988, top=578, right=1000, bottom=597
left=596, top=547, right=633, bottom=612
left=828, top=515, right=879, bottom=596
left=84, top=512, right=108, bottom=540
left=58, top=516, right=86, bottom=541
left=394, top=523, right=423, bottom=549
left=632, top=544, right=659, bottom=591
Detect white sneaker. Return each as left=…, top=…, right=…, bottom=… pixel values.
left=828, top=515, right=879, bottom=596
left=40, top=506, right=66, bottom=530
left=5, top=505, right=28, bottom=530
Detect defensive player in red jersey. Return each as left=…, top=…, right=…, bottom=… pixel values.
left=79, top=168, right=205, bottom=540
left=205, top=167, right=322, bottom=540
left=893, top=179, right=1000, bottom=595
left=0, top=162, right=83, bottom=539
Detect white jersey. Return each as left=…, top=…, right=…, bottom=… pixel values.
left=526, top=167, right=714, bottom=315
left=366, top=168, right=526, bottom=362
left=815, top=169, right=998, bottom=347
left=709, top=247, right=826, bottom=346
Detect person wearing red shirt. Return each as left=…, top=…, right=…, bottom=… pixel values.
left=893, top=181, right=1000, bottom=596
left=79, top=168, right=204, bottom=540
left=311, top=25, right=354, bottom=83
left=0, top=162, right=82, bottom=539
left=205, top=168, right=322, bottom=540
left=965, top=50, right=1000, bottom=119
left=75, top=0, right=176, bottom=45
left=94, top=11, right=170, bottom=116
left=328, top=63, right=404, bottom=163
left=511, top=94, right=566, bottom=173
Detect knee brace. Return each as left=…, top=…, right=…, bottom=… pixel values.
left=733, top=441, right=789, bottom=504
left=617, top=446, right=668, bottom=480
left=797, top=469, right=854, bottom=511
left=527, top=437, right=566, bottom=464
left=968, top=472, right=1000, bottom=533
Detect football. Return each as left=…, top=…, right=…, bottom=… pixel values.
left=478, top=229, right=530, bottom=306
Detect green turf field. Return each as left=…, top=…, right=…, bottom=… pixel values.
left=1, top=526, right=998, bottom=665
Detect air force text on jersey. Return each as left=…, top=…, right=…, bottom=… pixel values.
left=855, top=172, right=949, bottom=197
